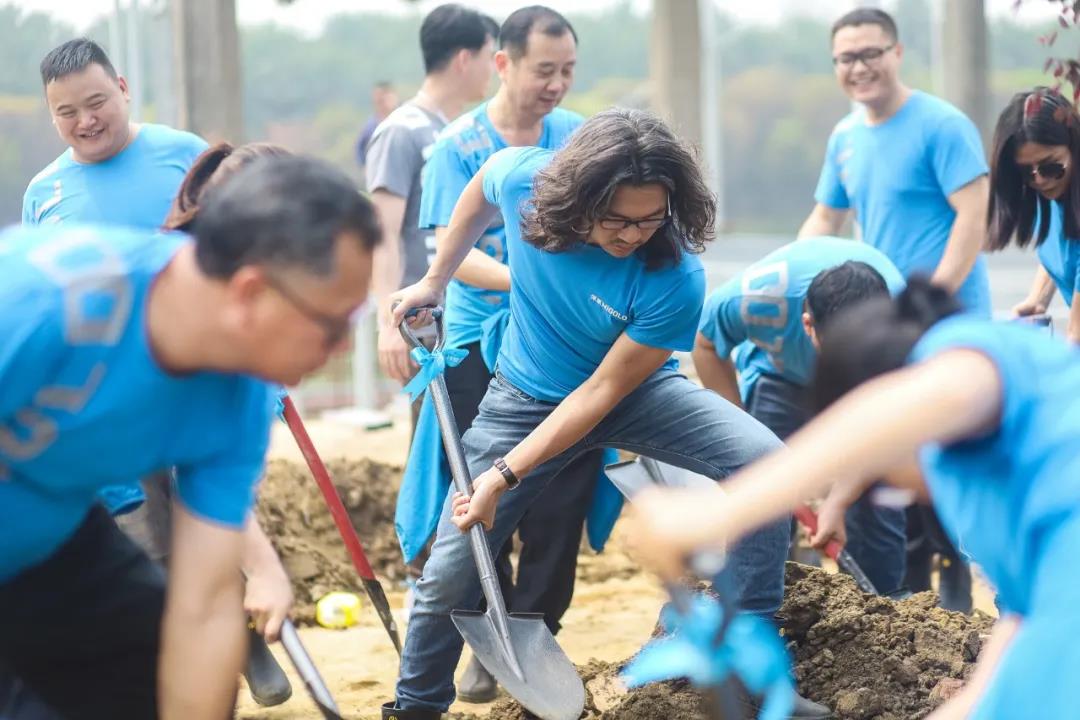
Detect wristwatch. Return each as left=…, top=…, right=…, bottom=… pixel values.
left=493, top=457, right=520, bottom=490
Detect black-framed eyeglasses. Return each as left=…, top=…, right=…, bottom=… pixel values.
left=832, top=44, right=895, bottom=68
left=1019, top=160, right=1069, bottom=183
left=264, top=274, right=361, bottom=348
left=597, top=197, right=671, bottom=232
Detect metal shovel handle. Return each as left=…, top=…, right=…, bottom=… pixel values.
left=398, top=308, right=518, bottom=650
left=280, top=619, right=344, bottom=719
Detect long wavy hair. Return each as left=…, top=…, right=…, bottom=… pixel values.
left=520, top=108, right=716, bottom=269
left=164, top=142, right=291, bottom=232
left=987, top=87, right=1080, bottom=250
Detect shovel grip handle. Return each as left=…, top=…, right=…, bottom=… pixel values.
left=793, top=504, right=842, bottom=561
left=397, top=305, right=445, bottom=351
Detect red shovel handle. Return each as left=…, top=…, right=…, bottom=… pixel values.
left=793, top=504, right=842, bottom=562
left=280, top=396, right=377, bottom=581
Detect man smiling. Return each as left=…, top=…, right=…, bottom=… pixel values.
left=798, top=8, right=991, bottom=319
left=22, top=38, right=206, bottom=227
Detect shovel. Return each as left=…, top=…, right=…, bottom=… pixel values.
left=399, top=308, right=585, bottom=720
left=279, top=395, right=404, bottom=655
left=605, top=456, right=879, bottom=594
left=279, top=618, right=345, bottom=720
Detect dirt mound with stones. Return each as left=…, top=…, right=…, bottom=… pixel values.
left=459, top=564, right=994, bottom=720
left=779, top=563, right=994, bottom=719
left=256, top=458, right=406, bottom=623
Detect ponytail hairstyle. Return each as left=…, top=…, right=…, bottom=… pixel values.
left=164, top=142, right=291, bottom=232
left=810, top=278, right=962, bottom=414
left=987, top=87, right=1080, bottom=250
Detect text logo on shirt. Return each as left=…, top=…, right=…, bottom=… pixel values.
left=589, top=294, right=628, bottom=322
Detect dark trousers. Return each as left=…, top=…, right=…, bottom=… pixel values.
left=0, top=505, right=166, bottom=720
left=443, top=342, right=602, bottom=635
left=905, top=505, right=973, bottom=613
left=746, top=374, right=908, bottom=595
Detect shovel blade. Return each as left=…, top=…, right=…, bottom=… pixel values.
left=605, top=457, right=715, bottom=501
left=452, top=610, right=584, bottom=720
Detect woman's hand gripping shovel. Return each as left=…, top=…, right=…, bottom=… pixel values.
left=399, top=307, right=586, bottom=720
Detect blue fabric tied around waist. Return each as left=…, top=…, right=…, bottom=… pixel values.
left=401, top=346, right=469, bottom=402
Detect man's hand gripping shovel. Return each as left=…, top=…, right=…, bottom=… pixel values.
left=399, top=307, right=586, bottom=720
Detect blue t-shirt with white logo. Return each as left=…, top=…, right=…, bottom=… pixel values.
left=1036, top=201, right=1080, bottom=307
left=482, top=146, right=706, bottom=403
left=699, top=237, right=905, bottom=400
left=815, top=91, right=990, bottom=316
left=22, top=123, right=207, bottom=228
left=910, top=316, right=1080, bottom=617
left=418, top=102, right=582, bottom=348
left=0, top=225, right=274, bottom=583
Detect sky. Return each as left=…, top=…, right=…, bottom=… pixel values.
left=7, top=0, right=1071, bottom=36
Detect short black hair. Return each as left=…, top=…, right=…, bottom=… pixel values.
left=805, top=260, right=890, bottom=331
left=831, top=7, right=898, bottom=42
left=193, top=155, right=381, bottom=279
left=40, top=38, right=118, bottom=86
left=500, top=5, right=577, bottom=59
left=421, top=4, right=499, bottom=74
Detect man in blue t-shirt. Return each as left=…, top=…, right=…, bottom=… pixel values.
left=798, top=8, right=991, bottom=318
left=22, top=38, right=207, bottom=228
left=693, top=237, right=908, bottom=594
left=415, top=6, right=599, bottom=702
left=0, top=156, right=378, bottom=720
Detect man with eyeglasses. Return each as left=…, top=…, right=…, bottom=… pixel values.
left=799, top=8, right=983, bottom=615
left=406, top=5, right=606, bottom=703
left=0, top=156, right=378, bottom=720
left=799, top=7, right=991, bottom=319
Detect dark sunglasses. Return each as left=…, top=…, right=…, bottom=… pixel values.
left=265, top=274, right=364, bottom=348
left=1019, top=161, right=1069, bottom=182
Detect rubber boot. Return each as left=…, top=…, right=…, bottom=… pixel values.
left=456, top=653, right=498, bottom=703
left=381, top=701, right=442, bottom=719
left=244, top=628, right=292, bottom=707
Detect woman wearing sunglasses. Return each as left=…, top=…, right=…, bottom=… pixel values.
left=383, top=108, right=830, bottom=719
left=628, top=278, right=1080, bottom=719
left=988, top=87, right=1080, bottom=342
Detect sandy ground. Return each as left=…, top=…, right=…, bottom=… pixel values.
left=238, top=406, right=995, bottom=720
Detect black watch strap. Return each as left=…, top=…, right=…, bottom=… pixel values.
left=493, top=457, right=520, bottom=490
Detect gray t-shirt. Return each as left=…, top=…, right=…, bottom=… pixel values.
left=365, top=100, right=446, bottom=288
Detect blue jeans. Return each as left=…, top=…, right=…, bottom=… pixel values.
left=396, top=367, right=786, bottom=711
left=746, top=374, right=907, bottom=595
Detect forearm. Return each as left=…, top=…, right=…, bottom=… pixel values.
left=1067, top=295, right=1080, bottom=343
left=451, top=247, right=511, bottom=291
left=692, top=346, right=742, bottom=408
left=798, top=205, right=844, bottom=239
left=931, top=212, right=984, bottom=294
left=241, top=516, right=284, bottom=579
left=1027, top=266, right=1057, bottom=306
left=372, top=234, right=404, bottom=320
left=426, top=173, right=499, bottom=287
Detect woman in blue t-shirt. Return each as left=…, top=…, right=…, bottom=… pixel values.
left=988, top=87, right=1080, bottom=342
left=629, top=279, right=1080, bottom=719
left=382, top=109, right=830, bottom=718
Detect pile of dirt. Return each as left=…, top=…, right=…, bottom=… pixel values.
left=779, top=563, right=995, bottom=719
left=256, top=458, right=406, bottom=623
left=461, top=564, right=994, bottom=720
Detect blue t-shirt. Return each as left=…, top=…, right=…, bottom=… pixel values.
left=482, top=146, right=706, bottom=402
left=815, top=91, right=991, bottom=316
left=22, top=123, right=207, bottom=228
left=699, top=237, right=905, bottom=399
left=418, top=102, right=583, bottom=348
left=0, top=225, right=274, bottom=583
left=1035, top=201, right=1080, bottom=307
left=910, top=317, right=1080, bottom=616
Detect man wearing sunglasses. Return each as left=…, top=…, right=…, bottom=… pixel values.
left=799, top=7, right=991, bottom=320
